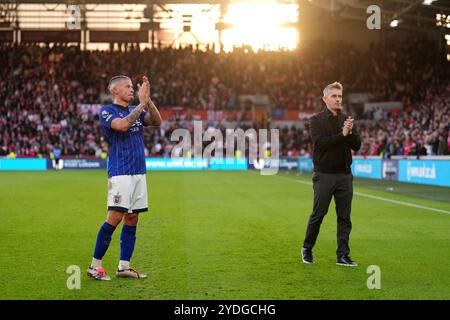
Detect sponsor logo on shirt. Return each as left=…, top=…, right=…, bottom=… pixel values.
left=101, top=110, right=112, bottom=122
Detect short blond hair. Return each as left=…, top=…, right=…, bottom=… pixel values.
left=108, top=75, right=131, bottom=93
left=323, top=82, right=343, bottom=97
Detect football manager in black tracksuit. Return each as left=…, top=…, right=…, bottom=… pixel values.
left=301, top=82, right=361, bottom=267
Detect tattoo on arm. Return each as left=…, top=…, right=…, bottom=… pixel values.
left=144, top=99, right=162, bottom=126
left=125, top=103, right=146, bottom=125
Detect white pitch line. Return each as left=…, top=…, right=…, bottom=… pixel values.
left=273, top=173, right=450, bottom=215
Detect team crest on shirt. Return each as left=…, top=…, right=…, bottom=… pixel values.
left=101, top=110, right=112, bottom=122
left=113, top=192, right=122, bottom=205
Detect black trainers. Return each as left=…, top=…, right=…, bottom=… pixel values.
left=336, top=255, right=357, bottom=267
left=301, top=247, right=314, bottom=264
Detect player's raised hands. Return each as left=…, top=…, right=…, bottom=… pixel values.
left=142, top=75, right=151, bottom=95
left=137, top=76, right=150, bottom=104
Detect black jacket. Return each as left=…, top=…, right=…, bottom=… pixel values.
left=309, top=108, right=362, bottom=174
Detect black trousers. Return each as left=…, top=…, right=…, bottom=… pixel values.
left=303, top=172, right=353, bottom=256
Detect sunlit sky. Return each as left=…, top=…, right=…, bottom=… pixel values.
left=15, top=1, right=298, bottom=52
left=222, top=2, right=298, bottom=52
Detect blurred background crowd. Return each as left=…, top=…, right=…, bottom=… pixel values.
left=0, top=39, right=448, bottom=159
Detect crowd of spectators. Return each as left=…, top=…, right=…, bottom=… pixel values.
left=0, top=38, right=448, bottom=158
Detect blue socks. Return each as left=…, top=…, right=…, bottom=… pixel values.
left=92, top=222, right=137, bottom=266
left=93, top=221, right=116, bottom=260
left=120, top=225, right=137, bottom=262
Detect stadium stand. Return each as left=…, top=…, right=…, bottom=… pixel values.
left=0, top=39, right=448, bottom=158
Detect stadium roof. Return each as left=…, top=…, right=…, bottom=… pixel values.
left=333, top=0, right=449, bottom=29
left=1, top=1, right=449, bottom=33
left=298, top=0, right=450, bottom=32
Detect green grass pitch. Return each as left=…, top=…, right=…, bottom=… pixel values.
left=1, top=170, right=449, bottom=300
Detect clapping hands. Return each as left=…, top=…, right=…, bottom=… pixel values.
left=137, top=76, right=150, bottom=104
left=342, top=116, right=354, bottom=137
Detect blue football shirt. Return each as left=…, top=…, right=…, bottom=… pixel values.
left=99, top=103, right=148, bottom=177
left=53, top=147, right=62, bottom=158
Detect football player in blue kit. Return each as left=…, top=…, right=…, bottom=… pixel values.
left=87, top=75, right=161, bottom=280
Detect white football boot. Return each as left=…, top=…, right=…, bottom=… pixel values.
left=87, top=266, right=112, bottom=281
left=116, top=267, right=147, bottom=279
